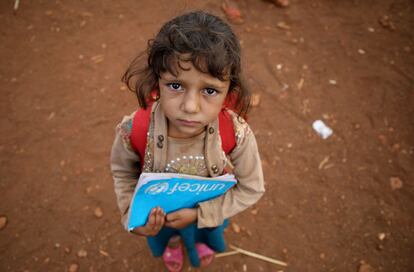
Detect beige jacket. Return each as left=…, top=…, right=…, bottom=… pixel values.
left=110, top=102, right=265, bottom=229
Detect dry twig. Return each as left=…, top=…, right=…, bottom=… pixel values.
left=215, top=250, right=239, bottom=258
left=229, top=244, right=288, bottom=267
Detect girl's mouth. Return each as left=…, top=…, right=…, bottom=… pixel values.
left=177, top=119, right=201, bottom=126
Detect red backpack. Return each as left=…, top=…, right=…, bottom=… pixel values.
left=129, top=106, right=237, bottom=170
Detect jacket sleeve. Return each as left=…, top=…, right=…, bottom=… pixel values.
left=110, top=113, right=140, bottom=229
left=197, top=121, right=265, bottom=228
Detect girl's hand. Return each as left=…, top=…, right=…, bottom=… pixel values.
left=131, top=207, right=165, bottom=236
left=165, top=208, right=197, bottom=229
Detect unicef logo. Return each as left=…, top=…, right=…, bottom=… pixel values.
left=145, top=182, right=169, bottom=195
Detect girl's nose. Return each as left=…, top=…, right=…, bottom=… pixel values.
left=181, top=90, right=200, bottom=113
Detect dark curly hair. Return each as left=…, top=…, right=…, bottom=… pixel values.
left=122, top=10, right=250, bottom=117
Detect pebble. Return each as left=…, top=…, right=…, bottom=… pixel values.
left=251, top=94, right=261, bottom=107
left=68, top=263, right=79, bottom=272
left=0, top=216, right=8, bottom=231
left=358, top=262, right=374, bottom=272
left=47, top=112, right=55, bottom=121
left=231, top=222, right=241, bottom=233
left=94, top=207, right=103, bottom=218
left=91, top=55, right=104, bottom=63
left=77, top=249, right=87, bottom=258
left=297, top=78, right=304, bottom=90
left=329, top=79, right=337, bottom=85
left=379, top=15, right=395, bottom=30
left=277, top=21, right=291, bottom=30
left=390, top=177, right=403, bottom=190
left=358, top=49, right=366, bottom=55
left=99, top=249, right=109, bottom=257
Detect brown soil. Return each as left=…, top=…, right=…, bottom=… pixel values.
left=1, top=1, right=413, bottom=271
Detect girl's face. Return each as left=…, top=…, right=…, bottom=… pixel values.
left=159, top=60, right=230, bottom=139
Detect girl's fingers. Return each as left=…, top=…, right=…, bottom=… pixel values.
left=160, top=210, right=165, bottom=225
left=154, top=208, right=161, bottom=227
left=147, top=208, right=156, bottom=227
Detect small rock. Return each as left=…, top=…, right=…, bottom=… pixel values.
left=378, top=233, right=386, bottom=241
left=91, top=55, right=104, bottom=64
left=64, top=247, right=71, bottom=254
left=297, top=78, right=304, bottom=90
left=251, top=209, right=258, bottom=215
left=94, top=207, right=103, bottom=218
left=367, top=27, right=375, bottom=32
left=0, top=216, right=7, bottom=231
left=251, top=94, right=261, bottom=107
left=358, top=262, right=374, bottom=272
left=358, top=49, right=366, bottom=55
left=54, top=243, right=61, bottom=248
left=44, top=257, right=50, bottom=264
left=242, top=264, right=247, bottom=272
left=319, top=253, right=325, bottom=259
left=231, top=222, right=241, bottom=233
left=329, top=79, right=337, bottom=85
left=68, top=263, right=79, bottom=272
left=390, top=177, right=403, bottom=190
left=378, top=134, right=387, bottom=145
left=77, top=249, right=87, bottom=258
left=391, top=143, right=400, bottom=152
left=378, top=15, right=395, bottom=30
left=47, top=112, right=55, bottom=121
left=276, top=21, right=291, bottom=30
left=99, top=249, right=109, bottom=257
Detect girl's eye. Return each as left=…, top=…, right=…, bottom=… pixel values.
left=167, top=83, right=183, bottom=91
left=203, top=88, right=218, bottom=96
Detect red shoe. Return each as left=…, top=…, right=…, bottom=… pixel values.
left=162, top=244, right=183, bottom=272
left=196, top=243, right=215, bottom=267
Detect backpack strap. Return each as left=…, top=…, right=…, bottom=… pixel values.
left=130, top=107, right=152, bottom=168
left=218, top=109, right=236, bottom=155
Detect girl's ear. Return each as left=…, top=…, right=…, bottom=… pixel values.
left=151, top=88, right=160, bottom=100
left=148, top=88, right=160, bottom=104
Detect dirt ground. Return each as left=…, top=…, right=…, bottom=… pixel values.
left=0, top=0, right=413, bottom=271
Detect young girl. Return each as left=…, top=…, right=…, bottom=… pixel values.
left=111, top=11, right=265, bottom=271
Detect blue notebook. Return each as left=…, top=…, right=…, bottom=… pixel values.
left=127, top=173, right=237, bottom=231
